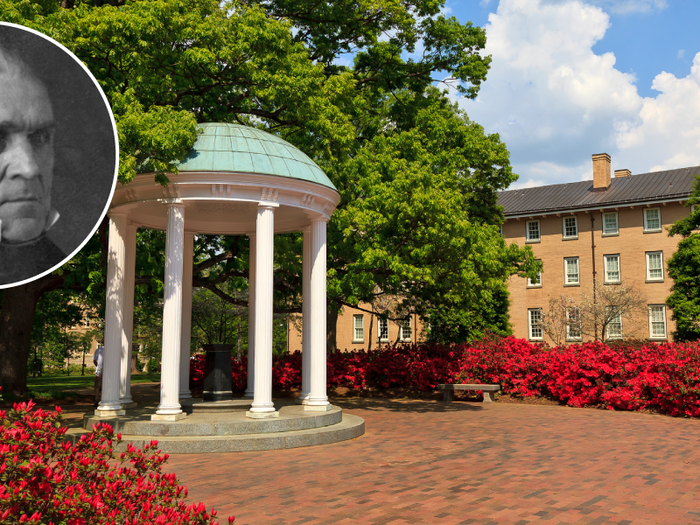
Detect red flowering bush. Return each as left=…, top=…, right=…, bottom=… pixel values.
left=0, top=400, right=234, bottom=524
left=189, top=337, right=700, bottom=418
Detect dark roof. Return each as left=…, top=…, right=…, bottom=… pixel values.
left=498, top=166, right=700, bottom=217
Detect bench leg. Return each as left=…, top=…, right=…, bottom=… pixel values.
left=443, top=390, right=454, bottom=402
left=483, top=391, right=495, bottom=403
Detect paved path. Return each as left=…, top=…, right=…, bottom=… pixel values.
left=165, top=398, right=700, bottom=525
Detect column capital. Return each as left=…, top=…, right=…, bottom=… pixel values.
left=257, top=202, right=279, bottom=210
left=159, top=198, right=185, bottom=207
left=306, top=212, right=329, bottom=224
left=108, top=209, right=129, bottom=219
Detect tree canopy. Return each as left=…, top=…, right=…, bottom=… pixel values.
left=0, top=0, right=539, bottom=393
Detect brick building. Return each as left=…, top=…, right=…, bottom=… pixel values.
left=498, top=154, right=699, bottom=343
left=288, top=305, right=426, bottom=352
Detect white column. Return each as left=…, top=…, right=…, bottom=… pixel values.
left=244, top=233, right=256, bottom=399
left=247, top=204, right=278, bottom=418
left=179, top=232, right=194, bottom=400
left=97, top=213, right=127, bottom=416
left=306, top=217, right=331, bottom=411
left=153, top=201, right=186, bottom=420
left=298, top=227, right=311, bottom=403
left=119, top=223, right=137, bottom=407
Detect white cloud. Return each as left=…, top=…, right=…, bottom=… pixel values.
left=616, top=52, right=700, bottom=171
left=456, top=0, right=700, bottom=189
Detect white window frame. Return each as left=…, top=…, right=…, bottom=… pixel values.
left=399, top=318, right=412, bottom=342
left=648, top=305, right=667, bottom=339
left=528, top=309, right=543, bottom=341
left=562, top=216, right=578, bottom=240
left=643, top=208, right=661, bottom=232
left=377, top=318, right=389, bottom=343
left=564, top=257, right=580, bottom=285
left=606, top=309, right=623, bottom=340
left=565, top=307, right=582, bottom=342
left=352, top=314, right=364, bottom=343
left=603, top=254, right=620, bottom=284
left=526, top=220, right=540, bottom=242
left=646, top=251, right=664, bottom=282
left=602, top=211, right=619, bottom=236
left=527, top=260, right=542, bottom=288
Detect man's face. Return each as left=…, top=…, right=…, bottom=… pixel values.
left=0, top=71, right=54, bottom=243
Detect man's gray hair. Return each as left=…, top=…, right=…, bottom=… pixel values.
left=0, top=45, right=34, bottom=80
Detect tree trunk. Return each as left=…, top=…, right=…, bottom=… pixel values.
left=368, top=313, right=374, bottom=351
left=0, top=282, right=42, bottom=395
left=326, top=307, right=338, bottom=352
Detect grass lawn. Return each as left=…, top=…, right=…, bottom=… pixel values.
left=3, top=373, right=162, bottom=403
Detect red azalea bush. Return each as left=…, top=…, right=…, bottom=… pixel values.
left=189, top=337, right=700, bottom=418
left=0, top=400, right=234, bottom=524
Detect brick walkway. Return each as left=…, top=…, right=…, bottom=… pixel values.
left=165, top=398, right=700, bottom=525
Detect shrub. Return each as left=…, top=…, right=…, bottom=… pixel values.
left=146, top=358, right=161, bottom=374
left=0, top=400, right=234, bottom=524
left=188, top=337, right=700, bottom=418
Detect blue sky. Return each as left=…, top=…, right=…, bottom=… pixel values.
left=443, top=0, right=700, bottom=189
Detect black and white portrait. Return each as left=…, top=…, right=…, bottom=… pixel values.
left=0, top=23, right=117, bottom=288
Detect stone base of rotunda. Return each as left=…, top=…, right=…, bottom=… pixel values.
left=73, top=403, right=364, bottom=454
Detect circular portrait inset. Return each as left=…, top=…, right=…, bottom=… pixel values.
left=0, top=22, right=118, bottom=288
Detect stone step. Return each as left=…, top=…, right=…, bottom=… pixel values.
left=81, top=403, right=343, bottom=437
left=65, top=413, right=365, bottom=453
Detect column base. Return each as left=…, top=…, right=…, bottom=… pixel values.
left=179, top=393, right=192, bottom=400
left=120, top=402, right=138, bottom=409
left=304, top=403, right=332, bottom=412
left=151, top=412, right=187, bottom=421
left=94, top=408, right=126, bottom=417
left=295, top=397, right=310, bottom=405
left=246, top=410, right=279, bottom=419
left=243, top=390, right=254, bottom=399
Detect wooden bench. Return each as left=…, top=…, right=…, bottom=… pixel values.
left=438, top=384, right=501, bottom=403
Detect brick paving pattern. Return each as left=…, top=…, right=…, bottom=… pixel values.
left=164, top=399, right=700, bottom=524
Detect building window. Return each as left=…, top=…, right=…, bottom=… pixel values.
left=399, top=318, right=411, bottom=342
left=526, top=220, right=540, bottom=242
left=646, top=251, right=664, bottom=281
left=528, top=309, right=543, bottom=341
left=563, top=216, right=578, bottom=239
left=607, top=309, right=623, bottom=340
left=564, top=257, right=579, bottom=285
left=353, top=314, right=364, bottom=343
left=644, top=208, right=661, bottom=232
left=602, top=212, right=619, bottom=235
left=604, top=254, right=620, bottom=283
left=527, top=260, right=542, bottom=287
left=377, top=318, right=389, bottom=342
left=566, top=307, right=582, bottom=341
left=648, top=305, right=667, bottom=339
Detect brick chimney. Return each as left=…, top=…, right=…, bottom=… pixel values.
left=592, top=153, right=611, bottom=190
left=614, top=169, right=631, bottom=178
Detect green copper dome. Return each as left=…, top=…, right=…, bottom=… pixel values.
left=175, top=123, right=337, bottom=191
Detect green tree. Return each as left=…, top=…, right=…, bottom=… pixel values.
left=666, top=180, right=700, bottom=341
left=0, top=0, right=538, bottom=393
left=666, top=234, right=700, bottom=341
left=191, top=288, right=248, bottom=347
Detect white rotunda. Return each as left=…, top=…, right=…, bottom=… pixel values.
left=97, top=123, right=340, bottom=421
